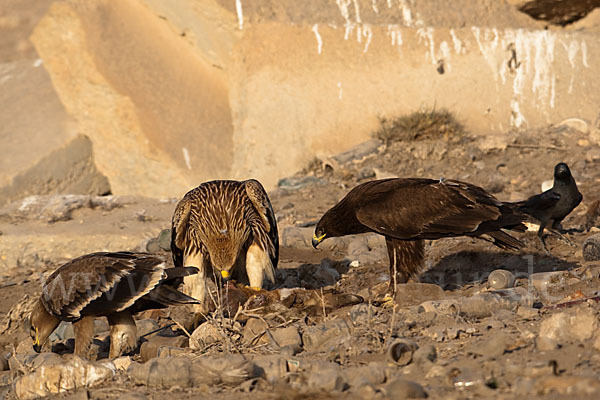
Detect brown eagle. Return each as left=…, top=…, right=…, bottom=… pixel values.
left=29, top=252, right=199, bottom=359
left=312, top=178, right=527, bottom=299
left=171, top=179, right=279, bottom=315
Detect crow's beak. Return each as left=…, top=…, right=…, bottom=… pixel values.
left=312, top=234, right=326, bottom=249
left=220, top=270, right=230, bottom=281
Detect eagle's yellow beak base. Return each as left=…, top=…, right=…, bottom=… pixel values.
left=220, top=270, right=230, bottom=280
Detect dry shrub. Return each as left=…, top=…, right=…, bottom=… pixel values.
left=374, top=108, right=464, bottom=145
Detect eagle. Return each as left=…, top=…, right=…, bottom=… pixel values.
left=29, top=252, right=199, bottom=359
left=312, top=178, right=527, bottom=299
left=171, top=179, right=279, bottom=316
left=512, top=162, right=582, bottom=254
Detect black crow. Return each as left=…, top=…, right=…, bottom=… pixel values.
left=513, top=162, right=582, bottom=253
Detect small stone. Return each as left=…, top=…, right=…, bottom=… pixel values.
left=418, top=300, right=458, bottom=316
left=384, top=378, right=428, bottom=399
left=190, top=322, right=221, bottom=349
left=136, top=319, right=160, bottom=338
left=242, top=318, right=269, bottom=345
left=537, top=305, right=598, bottom=350
left=252, top=355, right=289, bottom=384
left=516, top=306, right=539, bottom=319
left=157, top=229, right=171, bottom=251
left=345, top=363, right=387, bottom=387
left=413, top=344, right=437, bottom=365
left=112, top=356, right=133, bottom=371
left=357, top=167, right=376, bottom=181
left=541, top=179, right=553, bottom=192
left=487, top=269, right=515, bottom=289
left=578, top=139, right=590, bottom=147
left=145, top=238, right=161, bottom=253
left=395, top=283, right=447, bottom=306
left=306, top=362, right=347, bottom=392
left=139, top=335, right=187, bottom=362
left=586, top=148, right=600, bottom=162
left=302, top=319, right=352, bottom=352
left=583, top=234, right=600, bottom=261
left=469, top=333, right=509, bottom=359
left=268, top=326, right=302, bottom=349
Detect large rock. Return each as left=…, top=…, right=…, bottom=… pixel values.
left=537, top=305, right=599, bottom=350
left=0, top=59, right=109, bottom=206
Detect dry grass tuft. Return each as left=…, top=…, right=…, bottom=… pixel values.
left=374, top=108, right=464, bottom=145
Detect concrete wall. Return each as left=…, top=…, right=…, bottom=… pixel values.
left=25, top=0, right=600, bottom=194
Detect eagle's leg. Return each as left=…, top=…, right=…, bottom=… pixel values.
left=245, top=241, right=275, bottom=290
left=182, top=251, right=209, bottom=315
left=107, top=310, right=137, bottom=358
left=384, top=238, right=425, bottom=301
left=73, top=316, right=95, bottom=360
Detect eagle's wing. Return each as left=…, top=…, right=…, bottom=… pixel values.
left=41, top=252, right=169, bottom=320
left=171, top=197, right=192, bottom=267
left=355, top=179, right=523, bottom=241
left=244, top=179, right=279, bottom=269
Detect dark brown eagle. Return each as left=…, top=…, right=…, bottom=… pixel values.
left=312, top=178, right=527, bottom=299
left=171, top=179, right=279, bottom=316
left=29, top=252, right=199, bottom=359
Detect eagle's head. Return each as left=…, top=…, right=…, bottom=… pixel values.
left=29, top=299, right=59, bottom=353
left=206, top=228, right=248, bottom=280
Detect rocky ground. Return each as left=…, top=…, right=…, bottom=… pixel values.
left=1, top=118, right=600, bottom=399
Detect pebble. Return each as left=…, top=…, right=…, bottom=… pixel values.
left=252, top=355, right=290, bottom=384
left=302, top=319, right=352, bottom=352
left=583, top=233, right=600, bottom=261
left=157, top=228, right=171, bottom=251
left=487, top=269, right=515, bottom=289
left=469, top=332, right=509, bottom=359
left=418, top=299, right=458, bottom=316
left=384, top=378, right=428, bottom=399
left=537, top=305, right=598, bottom=350
left=190, top=322, right=221, bottom=349
left=516, top=306, right=539, bottom=319
left=306, top=363, right=347, bottom=392
left=268, top=326, right=302, bottom=350
left=139, top=335, right=187, bottom=362
left=413, top=344, right=437, bottom=365
left=242, top=318, right=269, bottom=345
left=136, top=319, right=160, bottom=338
left=345, top=363, right=387, bottom=387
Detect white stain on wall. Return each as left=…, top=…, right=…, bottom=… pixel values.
left=312, top=24, right=323, bottom=54
left=235, top=0, right=243, bottom=30
left=182, top=147, right=192, bottom=170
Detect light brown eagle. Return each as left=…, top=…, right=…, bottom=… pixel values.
left=312, top=178, right=527, bottom=299
left=171, top=179, right=279, bottom=316
left=29, top=252, right=199, bottom=359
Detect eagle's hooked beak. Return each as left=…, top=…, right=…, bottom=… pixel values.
left=312, top=233, right=326, bottom=249
left=33, top=327, right=41, bottom=353
left=220, top=270, right=230, bottom=281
